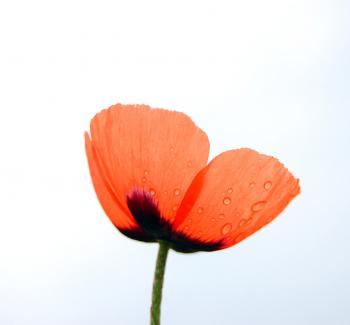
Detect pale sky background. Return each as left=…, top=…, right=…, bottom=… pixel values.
left=0, top=0, right=349, bottom=324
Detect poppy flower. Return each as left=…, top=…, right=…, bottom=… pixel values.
left=85, top=104, right=300, bottom=253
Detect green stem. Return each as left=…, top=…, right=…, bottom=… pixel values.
left=150, top=241, right=169, bottom=325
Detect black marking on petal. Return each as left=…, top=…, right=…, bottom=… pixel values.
left=125, top=187, right=224, bottom=253
left=119, top=227, right=157, bottom=243
left=126, top=188, right=171, bottom=238
left=168, top=231, right=223, bottom=253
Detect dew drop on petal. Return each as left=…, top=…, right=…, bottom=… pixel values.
left=170, top=146, right=175, bottom=152
left=227, top=188, right=233, bottom=193
left=197, top=207, right=204, bottom=214
left=223, top=197, right=231, bottom=205
left=265, top=216, right=273, bottom=224
left=224, top=236, right=233, bottom=244
left=187, top=218, right=192, bottom=223
left=249, top=182, right=255, bottom=188
left=149, top=188, right=156, bottom=196
left=142, top=177, right=147, bottom=183
left=184, top=226, right=189, bottom=231
left=174, top=188, right=181, bottom=196
left=264, top=181, right=272, bottom=190
left=219, top=213, right=225, bottom=219
left=211, top=217, right=216, bottom=222
left=234, top=232, right=246, bottom=243
left=172, top=204, right=178, bottom=211
left=239, top=219, right=247, bottom=227
left=251, top=201, right=267, bottom=212
left=221, top=223, right=232, bottom=235
left=187, top=161, right=192, bottom=167
left=144, top=170, right=149, bottom=176
left=247, top=217, right=253, bottom=225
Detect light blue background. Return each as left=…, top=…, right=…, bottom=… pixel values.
left=0, top=0, right=349, bottom=324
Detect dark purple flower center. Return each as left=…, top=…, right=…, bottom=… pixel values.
left=122, top=188, right=223, bottom=253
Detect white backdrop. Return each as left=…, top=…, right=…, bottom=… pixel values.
left=1, top=0, right=349, bottom=324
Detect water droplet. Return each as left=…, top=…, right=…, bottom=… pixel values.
left=164, top=190, right=168, bottom=195
left=184, top=226, right=189, bottom=231
left=219, top=213, right=225, bottom=219
left=187, top=161, right=192, bottom=167
left=265, top=216, right=273, bottom=224
left=234, top=232, right=245, bottom=243
left=172, top=204, right=178, bottom=211
left=223, top=197, right=231, bottom=205
left=251, top=201, right=267, bottom=212
left=142, top=177, right=147, bottom=183
left=221, top=223, right=232, bottom=235
left=239, top=219, right=247, bottom=227
left=197, top=207, right=203, bottom=214
left=211, top=217, right=216, bottom=222
left=198, top=231, right=203, bottom=236
left=187, top=218, right=192, bottom=223
left=247, top=217, right=253, bottom=225
left=170, top=146, right=175, bottom=152
left=249, top=182, right=255, bottom=188
left=144, top=170, right=149, bottom=176
left=264, top=181, right=272, bottom=190
left=227, top=188, right=233, bottom=193
left=149, top=188, right=156, bottom=196
left=174, top=188, right=181, bottom=196
left=224, top=236, right=233, bottom=243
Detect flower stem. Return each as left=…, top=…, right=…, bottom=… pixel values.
left=150, top=241, right=169, bottom=325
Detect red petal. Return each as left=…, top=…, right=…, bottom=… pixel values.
left=173, top=148, right=300, bottom=249
left=87, top=104, right=209, bottom=227
left=85, top=132, right=140, bottom=231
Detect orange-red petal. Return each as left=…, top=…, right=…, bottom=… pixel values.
left=87, top=104, right=210, bottom=228
left=173, top=148, right=300, bottom=249
left=85, top=132, right=141, bottom=231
